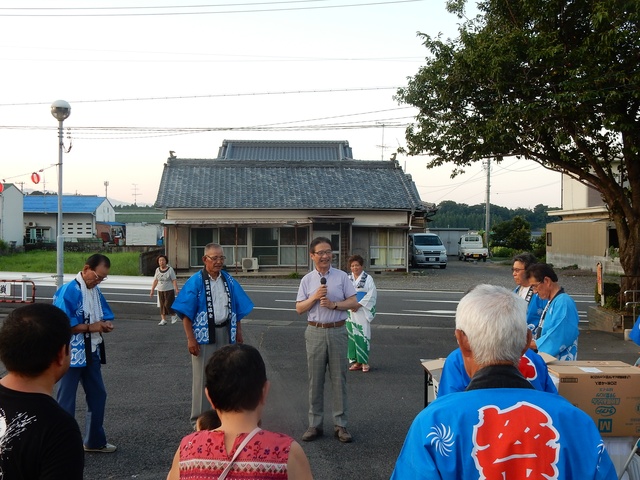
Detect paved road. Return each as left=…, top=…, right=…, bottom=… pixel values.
left=0, top=261, right=638, bottom=479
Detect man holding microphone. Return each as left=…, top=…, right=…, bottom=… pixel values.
left=296, top=237, right=359, bottom=443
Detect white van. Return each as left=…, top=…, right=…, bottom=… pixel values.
left=408, top=233, right=447, bottom=269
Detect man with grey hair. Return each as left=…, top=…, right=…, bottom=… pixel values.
left=392, top=285, right=616, bottom=480
left=172, top=242, right=254, bottom=427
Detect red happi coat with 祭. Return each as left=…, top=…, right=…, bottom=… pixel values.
left=392, top=388, right=617, bottom=480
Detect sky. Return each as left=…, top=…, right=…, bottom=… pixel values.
left=0, top=1, right=561, bottom=209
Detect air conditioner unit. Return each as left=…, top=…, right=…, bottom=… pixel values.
left=241, top=257, right=259, bottom=272
left=28, top=222, right=35, bottom=227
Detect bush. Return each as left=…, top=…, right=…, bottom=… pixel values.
left=595, top=281, right=621, bottom=310
left=491, top=246, right=516, bottom=258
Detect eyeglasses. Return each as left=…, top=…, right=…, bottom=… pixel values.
left=529, top=282, right=542, bottom=290
left=204, top=255, right=226, bottom=262
left=313, top=250, right=333, bottom=256
left=512, top=267, right=525, bottom=273
left=93, top=271, right=107, bottom=282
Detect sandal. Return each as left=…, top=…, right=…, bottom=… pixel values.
left=362, top=364, right=370, bottom=373
left=349, top=363, right=362, bottom=371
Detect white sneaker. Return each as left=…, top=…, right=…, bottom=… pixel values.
left=158, top=319, right=167, bottom=326
left=171, top=315, right=179, bottom=324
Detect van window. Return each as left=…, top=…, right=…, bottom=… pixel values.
left=414, top=235, right=442, bottom=246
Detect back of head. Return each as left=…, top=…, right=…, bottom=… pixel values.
left=205, top=344, right=267, bottom=412
left=0, top=303, right=71, bottom=376
left=455, top=284, right=528, bottom=367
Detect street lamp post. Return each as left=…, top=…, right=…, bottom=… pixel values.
left=51, top=100, right=71, bottom=289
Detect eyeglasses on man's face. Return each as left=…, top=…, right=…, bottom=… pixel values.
left=204, top=255, right=226, bottom=263
left=529, top=281, right=542, bottom=290
left=313, top=250, right=333, bottom=257
left=93, top=271, right=107, bottom=282
left=512, top=267, right=525, bottom=273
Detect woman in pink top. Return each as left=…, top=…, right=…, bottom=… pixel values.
left=167, top=344, right=313, bottom=480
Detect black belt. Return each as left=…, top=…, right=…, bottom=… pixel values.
left=308, top=320, right=346, bottom=329
left=214, top=320, right=228, bottom=328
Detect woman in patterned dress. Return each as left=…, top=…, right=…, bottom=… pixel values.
left=346, top=255, right=377, bottom=373
left=167, top=344, right=313, bottom=480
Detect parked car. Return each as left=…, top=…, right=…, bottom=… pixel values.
left=408, top=233, right=447, bottom=269
left=458, top=234, right=488, bottom=262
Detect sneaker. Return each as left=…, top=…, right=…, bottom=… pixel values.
left=171, top=315, right=179, bottom=324
left=158, top=319, right=167, bottom=326
left=84, top=443, right=117, bottom=453
left=334, top=426, right=352, bottom=443
left=301, top=426, right=323, bottom=442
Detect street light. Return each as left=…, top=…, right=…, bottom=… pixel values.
left=51, top=100, right=71, bottom=289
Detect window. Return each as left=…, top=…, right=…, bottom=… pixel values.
left=190, top=227, right=249, bottom=267
left=190, top=228, right=217, bottom=267
left=280, top=228, right=308, bottom=266
left=220, top=227, right=247, bottom=266
left=370, top=229, right=405, bottom=267
left=252, top=228, right=279, bottom=266
left=546, top=232, right=552, bottom=247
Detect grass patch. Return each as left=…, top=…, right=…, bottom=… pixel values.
left=0, top=251, right=141, bottom=276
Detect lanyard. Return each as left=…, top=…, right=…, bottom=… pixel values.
left=535, top=288, right=565, bottom=340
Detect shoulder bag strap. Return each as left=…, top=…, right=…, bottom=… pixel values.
left=218, top=427, right=262, bottom=480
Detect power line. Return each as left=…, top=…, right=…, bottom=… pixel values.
left=0, top=0, right=426, bottom=16
left=0, top=86, right=397, bottom=108
left=0, top=0, right=335, bottom=10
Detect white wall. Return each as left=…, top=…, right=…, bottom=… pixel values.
left=0, top=185, right=24, bottom=247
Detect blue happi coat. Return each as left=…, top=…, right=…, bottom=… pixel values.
left=53, top=279, right=114, bottom=368
left=437, top=348, right=557, bottom=396
left=391, top=388, right=616, bottom=480
left=171, top=269, right=253, bottom=345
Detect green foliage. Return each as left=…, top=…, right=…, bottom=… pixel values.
left=396, top=0, right=640, bottom=277
left=429, top=200, right=559, bottom=231
left=491, top=216, right=532, bottom=251
left=595, top=281, right=621, bottom=311
left=0, top=240, right=8, bottom=254
left=0, top=251, right=141, bottom=276
left=287, top=272, right=301, bottom=279
left=532, top=228, right=546, bottom=260
left=491, top=246, right=516, bottom=258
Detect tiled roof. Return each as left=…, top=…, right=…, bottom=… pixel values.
left=216, top=140, right=353, bottom=161
left=24, top=195, right=106, bottom=213
left=155, top=158, right=425, bottom=211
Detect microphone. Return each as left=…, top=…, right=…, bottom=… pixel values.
left=320, top=277, right=327, bottom=285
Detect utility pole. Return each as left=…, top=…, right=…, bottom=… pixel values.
left=484, top=159, right=491, bottom=250
left=376, top=123, right=389, bottom=160
left=104, top=181, right=109, bottom=199
left=132, top=183, right=139, bottom=206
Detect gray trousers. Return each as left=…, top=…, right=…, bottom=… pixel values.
left=305, top=324, right=348, bottom=429
left=190, top=328, right=229, bottom=427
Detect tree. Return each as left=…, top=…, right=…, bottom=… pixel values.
left=491, top=216, right=532, bottom=250
left=396, top=0, right=640, bottom=276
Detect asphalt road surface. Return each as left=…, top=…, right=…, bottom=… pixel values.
left=0, top=261, right=638, bottom=479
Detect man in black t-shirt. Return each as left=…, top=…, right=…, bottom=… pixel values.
left=0, top=303, right=84, bottom=479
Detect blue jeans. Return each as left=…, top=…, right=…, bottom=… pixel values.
left=57, top=350, right=108, bottom=448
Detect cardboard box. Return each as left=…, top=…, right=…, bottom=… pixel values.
left=421, top=359, right=445, bottom=405
left=547, top=361, right=640, bottom=437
